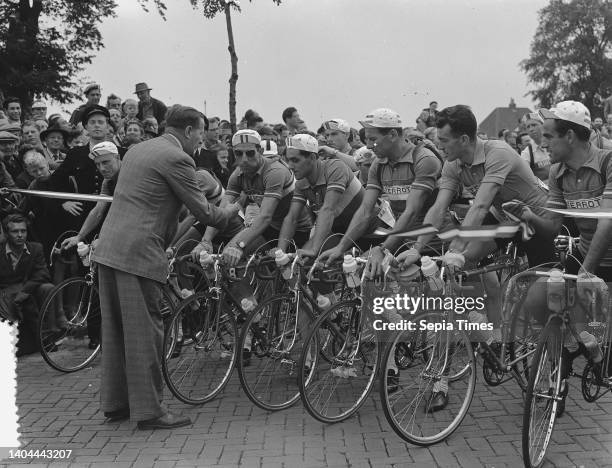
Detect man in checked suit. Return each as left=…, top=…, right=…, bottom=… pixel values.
left=92, top=105, right=238, bottom=429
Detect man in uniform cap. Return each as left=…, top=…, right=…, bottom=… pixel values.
left=0, top=131, right=18, bottom=190
left=69, top=83, right=102, bottom=126
left=31, top=100, right=48, bottom=121
left=134, top=82, right=167, bottom=124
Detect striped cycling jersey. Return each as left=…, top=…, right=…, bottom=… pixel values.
left=547, top=146, right=612, bottom=266
left=367, top=144, right=441, bottom=223
left=292, top=159, right=364, bottom=231
left=226, top=158, right=311, bottom=231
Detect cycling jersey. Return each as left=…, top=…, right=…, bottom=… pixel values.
left=226, top=158, right=311, bottom=231
left=440, top=139, right=551, bottom=219
left=367, top=144, right=441, bottom=224
left=547, top=146, right=612, bottom=267
left=292, top=159, right=363, bottom=231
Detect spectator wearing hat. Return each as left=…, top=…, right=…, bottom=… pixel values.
left=134, top=83, right=167, bottom=124
left=418, top=101, right=440, bottom=128
left=0, top=129, right=22, bottom=180
left=48, top=114, right=69, bottom=129
left=3, top=97, right=22, bottom=126
left=31, top=100, right=47, bottom=122
left=51, top=105, right=126, bottom=228
left=261, top=139, right=279, bottom=162
left=69, top=83, right=102, bottom=126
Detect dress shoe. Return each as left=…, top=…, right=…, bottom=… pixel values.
left=426, top=391, right=448, bottom=413
left=104, top=408, right=130, bottom=422
left=137, top=412, right=191, bottom=430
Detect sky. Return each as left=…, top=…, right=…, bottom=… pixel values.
left=50, top=0, right=549, bottom=129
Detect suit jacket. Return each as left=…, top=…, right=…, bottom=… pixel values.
left=137, top=97, right=168, bottom=124
left=92, top=134, right=231, bottom=282
left=0, top=241, right=51, bottom=294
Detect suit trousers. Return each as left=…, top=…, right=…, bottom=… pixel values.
left=98, top=264, right=165, bottom=421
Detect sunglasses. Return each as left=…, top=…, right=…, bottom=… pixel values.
left=234, top=149, right=257, bottom=157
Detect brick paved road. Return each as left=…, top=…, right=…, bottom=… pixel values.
left=6, top=352, right=612, bottom=468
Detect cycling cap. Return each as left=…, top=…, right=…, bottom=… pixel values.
left=90, top=141, right=119, bottom=159
left=232, top=129, right=261, bottom=146
left=286, top=134, right=318, bottom=153
left=539, top=101, right=591, bottom=130
left=359, top=108, right=402, bottom=128
left=323, top=118, right=350, bottom=133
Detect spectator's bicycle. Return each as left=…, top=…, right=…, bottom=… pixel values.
left=37, top=243, right=187, bottom=372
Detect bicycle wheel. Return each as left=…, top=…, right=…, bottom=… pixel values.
left=237, top=294, right=315, bottom=411
left=380, top=310, right=476, bottom=446
left=522, top=316, right=563, bottom=468
left=162, top=291, right=238, bottom=405
left=38, top=277, right=101, bottom=372
left=508, top=292, right=543, bottom=391
left=298, top=299, right=379, bottom=423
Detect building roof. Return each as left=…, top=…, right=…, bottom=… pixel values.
left=478, top=98, right=531, bottom=138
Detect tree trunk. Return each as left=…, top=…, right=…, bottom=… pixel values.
left=224, top=3, right=238, bottom=134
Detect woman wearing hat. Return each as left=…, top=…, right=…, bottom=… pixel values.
left=40, top=125, right=69, bottom=170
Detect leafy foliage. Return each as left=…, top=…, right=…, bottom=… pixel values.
left=0, top=0, right=117, bottom=109
left=521, top=0, right=612, bottom=111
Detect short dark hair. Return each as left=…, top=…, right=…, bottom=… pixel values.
left=358, top=128, right=366, bottom=144
left=282, top=107, right=297, bottom=123
left=208, top=116, right=220, bottom=126
left=258, top=126, right=277, bottom=137
left=430, top=101, right=438, bottom=106
left=165, top=105, right=207, bottom=131
left=18, top=144, right=37, bottom=161
left=436, top=105, right=477, bottom=141
left=124, top=119, right=144, bottom=135
left=3, top=97, right=20, bottom=109
left=3, top=213, right=27, bottom=231
left=21, top=120, right=38, bottom=131
left=516, top=132, right=529, bottom=145
left=273, top=123, right=287, bottom=134
left=553, top=119, right=591, bottom=142
left=106, top=94, right=121, bottom=106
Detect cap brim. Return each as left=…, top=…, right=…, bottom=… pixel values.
left=538, top=108, right=558, bottom=120
left=358, top=120, right=375, bottom=128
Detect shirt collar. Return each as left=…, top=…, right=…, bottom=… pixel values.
left=377, top=142, right=415, bottom=165
left=461, top=138, right=486, bottom=168
left=5, top=242, right=30, bottom=258
left=555, top=144, right=601, bottom=179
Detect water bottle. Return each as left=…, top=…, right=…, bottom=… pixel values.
left=275, top=250, right=292, bottom=280
left=547, top=269, right=565, bottom=313
left=579, top=331, right=603, bottom=364
left=241, top=297, right=257, bottom=314
left=421, top=256, right=443, bottom=292
left=317, top=293, right=337, bottom=319
left=342, top=255, right=361, bottom=288
left=77, top=242, right=90, bottom=267
left=468, top=310, right=493, bottom=344
left=199, top=250, right=215, bottom=279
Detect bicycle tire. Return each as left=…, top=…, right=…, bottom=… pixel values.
left=508, top=292, right=542, bottom=392
left=522, top=316, right=563, bottom=468
left=298, top=298, right=379, bottom=423
left=162, top=291, right=238, bottom=405
left=237, top=294, right=315, bottom=411
left=38, top=276, right=101, bottom=372
left=380, top=310, right=476, bottom=446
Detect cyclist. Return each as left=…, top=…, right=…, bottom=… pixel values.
left=317, top=119, right=359, bottom=174
left=397, top=105, right=556, bottom=412
left=195, top=129, right=312, bottom=265
left=510, top=100, right=612, bottom=416
left=318, top=108, right=445, bottom=278
left=61, top=142, right=122, bottom=251
left=276, top=134, right=365, bottom=257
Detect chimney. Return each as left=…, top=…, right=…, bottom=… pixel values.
left=509, top=98, right=516, bottom=109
